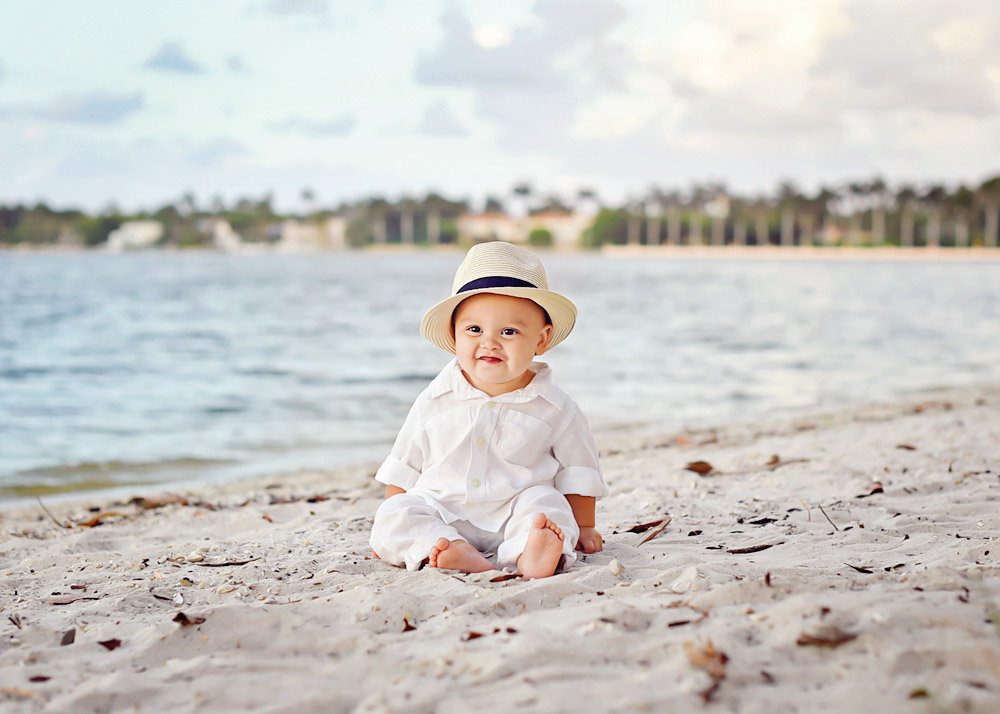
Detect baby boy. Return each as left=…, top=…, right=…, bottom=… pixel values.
left=370, top=241, right=607, bottom=579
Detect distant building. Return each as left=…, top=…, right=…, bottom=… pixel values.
left=323, top=216, right=347, bottom=250
left=207, top=219, right=243, bottom=253
left=276, top=217, right=348, bottom=252
left=105, top=221, right=163, bottom=252
left=458, top=213, right=522, bottom=244
left=523, top=211, right=594, bottom=249
left=457, top=210, right=595, bottom=248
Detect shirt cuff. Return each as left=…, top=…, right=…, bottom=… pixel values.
left=374, top=456, right=421, bottom=490
left=554, top=466, right=608, bottom=498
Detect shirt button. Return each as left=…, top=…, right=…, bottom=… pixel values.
left=487, top=401, right=496, bottom=409
left=476, top=437, right=486, bottom=447
left=471, top=479, right=481, bottom=488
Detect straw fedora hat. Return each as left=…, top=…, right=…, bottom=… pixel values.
left=420, top=241, right=577, bottom=354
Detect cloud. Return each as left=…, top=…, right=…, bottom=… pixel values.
left=0, top=62, right=4, bottom=82
left=812, top=0, right=1000, bottom=117
left=416, top=100, right=468, bottom=137
left=227, top=55, right=247, bottom=74
left=632, top=0, right=1000, bottom=177
left=144, top=42, right=206, bottom=74
left=417, top=0, right=628, bottom=91
left=266, top=114, right=357, bottom=137
left=415, top=0, right=631, bottom=150
left=32, top=91, right=145, bottom=125
left=264, top=0, right=328, bottom=17
left=188, top=137, right=249, bottom=166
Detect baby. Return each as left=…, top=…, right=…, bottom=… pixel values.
left=370, top=241, right=607, bottom=579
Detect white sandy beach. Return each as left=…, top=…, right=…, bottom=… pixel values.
left=1, top=388, right=998, bottom=713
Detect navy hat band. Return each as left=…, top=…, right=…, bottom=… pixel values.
left=457, top=276, right=537, bottom=293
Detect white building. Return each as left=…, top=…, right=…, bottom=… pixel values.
left=210, top=220, right=243, bottom=253
left=275, top=217, right=349, bottom=252
left=105, top=221, right=163, bottom=252
left=523, top=211, right=594, bottom=249
left=458, top=213, right=523, bottom=244
left=323, top=216, right=347, bottom=250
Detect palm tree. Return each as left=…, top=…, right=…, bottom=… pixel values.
left=301, top=187, right=317, bottom=218
left=484, top=195, right=506, bottom=214
left=869, top=177, right=889, bottom=246
left=977, top=175, right=1000, bottom=248
left=399, top=196, right=417, bottom=244
left=847, top=181, right=868, bottom=245
left=704, top=182, right=728, bottom=246
left=626, top=197, right=642, bottom=245
left=797, top=193, right=823, bottom=247
left=896, top=185, right=919, bottom=247
left=686, top=185, right=709, bottom=246
left=645, top=188, right=665, bottom=246
left=663, top=190, right=682, bottom=245
left=179, top=191, right=198, bottom=217
left=777, top=181, right=799, bottom=247
left=511, top=182, right=533, bottom=219
left=367, top=197, right=392, bottom=244
left=814, top=186, right=839, bottom=245
left=921, top=185, right=947, bottom=248
left=575, top=187, right=599, bottom=216
left=728, top=196, right=751, bottom=246
left=751, top=195, right=772, bottom=246
left=949, top=185, right=975, bottom=247
left=423, top=192, right=449, bottom=244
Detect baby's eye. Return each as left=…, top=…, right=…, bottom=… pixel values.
left=465, top=325, right=482, bottom=334
left=501, top=328, right=519, bottom=336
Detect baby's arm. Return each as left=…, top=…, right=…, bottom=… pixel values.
left=566, top=494, right=603, bottom=553
left=385, top=485, right=406, bottom=499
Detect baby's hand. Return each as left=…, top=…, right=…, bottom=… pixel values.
left=576, top=526, right=603, bottom=553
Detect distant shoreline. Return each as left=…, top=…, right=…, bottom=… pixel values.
left=4, top=242, right=1000, bottom=261
left=600, top=244, right=1000, bottom=261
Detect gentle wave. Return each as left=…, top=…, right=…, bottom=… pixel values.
left=9, top=457, right=236, bottom=482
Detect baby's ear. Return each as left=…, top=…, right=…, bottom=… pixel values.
left=535, top=324, right=553, bottom=355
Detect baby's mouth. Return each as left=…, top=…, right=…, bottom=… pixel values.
left=478, top=356, right=502, bottom=364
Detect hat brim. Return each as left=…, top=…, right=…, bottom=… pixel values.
left=420, top=287, right=577, bottom=354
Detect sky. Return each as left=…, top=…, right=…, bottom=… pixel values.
left=1, top=0, right=999, bottom=213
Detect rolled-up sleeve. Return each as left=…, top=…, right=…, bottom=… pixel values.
left=551, top=406, right=608, bottom=498
left=374, top=399, right=426, bottom=491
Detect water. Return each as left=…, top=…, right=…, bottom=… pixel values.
left=1, top=250, right=998, bottom=503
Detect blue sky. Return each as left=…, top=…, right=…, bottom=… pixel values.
left=1, top=0, right=998, bottom=212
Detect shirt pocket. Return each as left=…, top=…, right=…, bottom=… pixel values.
left=496, top=409, right=553, bottom=467
left=423, top=408, right=475, bottom=466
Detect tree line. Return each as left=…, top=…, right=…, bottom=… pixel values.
left=2, top=175, right=998, bottom=248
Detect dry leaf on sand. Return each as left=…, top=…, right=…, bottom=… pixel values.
left=796, top=626, right=858, bottom=648
left=685, top=639, right=728, bottom=702
left=685, top=461, right=714, bottom=476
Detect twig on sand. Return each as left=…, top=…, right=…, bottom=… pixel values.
left=195, top=557, right=260, bottom=568
left=636, top=515, right=672, bottom=545
left=817, top=504, right=839, bottom=531
left=727, top=542, right=782, bottom=554
left=37, top=497, right=71, bottom=529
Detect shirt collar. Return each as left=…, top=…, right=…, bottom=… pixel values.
left=427, top=358, right=566, bottom=408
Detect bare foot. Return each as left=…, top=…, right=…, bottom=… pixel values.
left=428, top=538, right=493, bottom=573
left=517, top=513, right=565, bottom=580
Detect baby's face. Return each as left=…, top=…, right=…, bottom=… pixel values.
left=453, top=293, right=552, bottom=397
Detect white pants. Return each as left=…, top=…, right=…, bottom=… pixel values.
left=370, top=484, right=580, bottom=571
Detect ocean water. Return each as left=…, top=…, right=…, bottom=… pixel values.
left=1, top=250, right=998, bottom=503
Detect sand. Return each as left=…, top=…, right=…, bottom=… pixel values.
left=1, top=388, right=998, bottom=713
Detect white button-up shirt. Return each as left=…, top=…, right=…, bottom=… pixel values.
left=375, top=359, right=607, bottom=532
